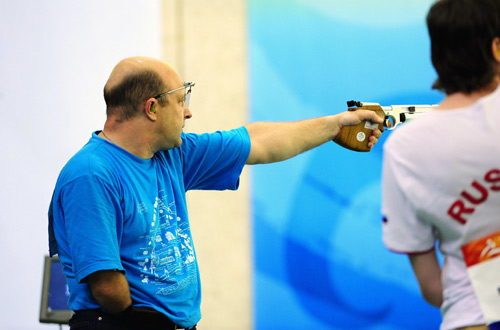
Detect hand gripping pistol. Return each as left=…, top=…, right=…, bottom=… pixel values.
left=333, top=100, right=437, bottom=152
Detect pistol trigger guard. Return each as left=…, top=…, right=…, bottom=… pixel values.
left=384, top=115, right=397, bottom=130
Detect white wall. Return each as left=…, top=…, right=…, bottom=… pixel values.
left=0, top=1, right=162, bottom=329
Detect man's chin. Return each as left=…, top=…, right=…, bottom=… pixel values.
left=158, top=138, right=182, bottom=151
left=172, top=137, right=183, bottom=149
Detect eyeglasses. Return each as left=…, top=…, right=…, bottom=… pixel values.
left=153, top=82, right=195, bottom=108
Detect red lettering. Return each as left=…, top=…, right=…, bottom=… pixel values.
left=485, top=169, right=500, bottom=191
left=461, top=181, right=488, bottom=204
left=447, top=168, right=500, bottom=224
left=447, top=200, right=475, bottom=224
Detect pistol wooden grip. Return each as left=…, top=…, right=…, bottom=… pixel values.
left=333, top=107, right=385, bottom=152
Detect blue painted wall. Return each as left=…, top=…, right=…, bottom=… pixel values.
left=249, top=1, right=443, bottom=329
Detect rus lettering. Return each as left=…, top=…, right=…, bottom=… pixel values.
left=447, top=168, right=500, bottom=224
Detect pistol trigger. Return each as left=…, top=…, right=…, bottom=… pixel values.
left=384, top=115, right=396, bottom=129
left=384, top=115, right=391, bottom=126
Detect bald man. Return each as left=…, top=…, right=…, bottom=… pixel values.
left=48, top=56, right=382, bottom=330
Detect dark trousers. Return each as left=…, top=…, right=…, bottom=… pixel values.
left=69, top=307, right=197, bottom=330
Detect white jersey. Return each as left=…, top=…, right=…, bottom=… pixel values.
left=382, top=86, right=500, bottom=330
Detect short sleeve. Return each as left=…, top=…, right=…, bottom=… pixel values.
left=381, top=140, right=435, bottom=254
left=180, top=127, right=251, bottom=191
left=59, top=175, right=125, bottom=282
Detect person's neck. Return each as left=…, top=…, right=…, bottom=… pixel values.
left=439, top=78, right=499, bottom=110
left=99, top=121, right=155, bottom=159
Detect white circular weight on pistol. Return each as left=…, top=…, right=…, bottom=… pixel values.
left=356, top=132, right=366, bottom=142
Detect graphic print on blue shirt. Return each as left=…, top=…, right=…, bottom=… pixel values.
left=136, top=190, right=197, bottom=296
left=50, top=128, right=251, bottom=326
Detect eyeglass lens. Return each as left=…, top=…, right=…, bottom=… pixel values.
left=185, top=88, right=192, bottom=108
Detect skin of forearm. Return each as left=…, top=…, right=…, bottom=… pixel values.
left=88, top=270, right=133, bottom=313
left=246, top=116, right=337, bottom=164
left=420, top=271, right=443, bottom=307
left=423, top=289, right=443, bottom=308
left=409, top=252, right=444, bottom=308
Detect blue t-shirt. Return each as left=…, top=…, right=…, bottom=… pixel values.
left=49, top=128, right=251, bottom=327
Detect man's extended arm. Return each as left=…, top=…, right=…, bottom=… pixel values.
left=245, top=109, right=383, bottom=164
left=409, top=250, right=443, bottom=307
left=88, top=269, right=132, bottom=313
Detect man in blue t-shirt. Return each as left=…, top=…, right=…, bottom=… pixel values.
left=49, top=56, right=383, bottom=330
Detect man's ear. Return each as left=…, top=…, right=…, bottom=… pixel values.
left=145, top=98, right=157, bottom=119
left=492, top=37, right=500, bottom=63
